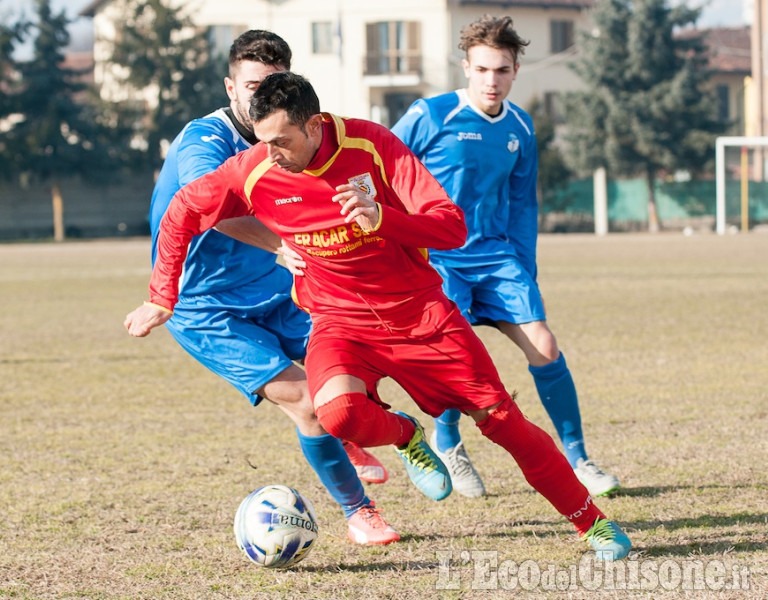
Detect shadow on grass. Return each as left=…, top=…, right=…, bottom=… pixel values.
left=612, top=483, right=764, bottom=499
left=298, top=559, right=437, bottom=573
left=626, top=512, right=768, bottom=532
left=610, top=485, right=677, bottom=498
left=392, top=522, right=572, bottom=543
left=296, top=515, right=767, bottom=574
left=640, top=539, right=767, bottom=557
left=626, top=512, right=768, bottom=557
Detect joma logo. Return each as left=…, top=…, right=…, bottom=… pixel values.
left=457, top=132, right=482, bottom=141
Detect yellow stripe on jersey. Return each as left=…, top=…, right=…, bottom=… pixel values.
left=341, top=137, right=389, bottom=188
left=360, top=202, right=384, bottom=234
left=304, top=114, right=389, bottom=189
left=290, top=281, right=310, bottom=314
left=243, top=158, right=276, bottom=207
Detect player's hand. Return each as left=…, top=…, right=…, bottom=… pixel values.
left=278, top=240, right=306, bottom=276
left=332, top=183, right=379, bottom=231
left=124, top=302, right=172, bottom=337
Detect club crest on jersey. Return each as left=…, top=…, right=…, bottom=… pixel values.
left=507, top=133, right=520, bottom=153
left=349, top=173, right=377, bottom=198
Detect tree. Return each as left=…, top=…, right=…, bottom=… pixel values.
left=4, top=0, right=122, bottom=240
left=0, top=7, right=30, bottom=179
left=563, top=0, right=725, bottom=231
left=527, top=97, right=574, bottom=215
left=109, top=0, right=224, bottom=171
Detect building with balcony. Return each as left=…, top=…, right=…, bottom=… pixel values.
left=81, top=0, right=595, bottom=126
left=679, top=25, right=751, bottom=136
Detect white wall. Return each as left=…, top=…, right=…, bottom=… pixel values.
left=90, top=0, right=593, bottom=122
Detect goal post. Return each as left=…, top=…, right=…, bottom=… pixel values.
left=715, top=136, right=768, bottom=235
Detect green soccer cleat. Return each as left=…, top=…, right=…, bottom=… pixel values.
left=583, top=517, right=632, bottom=561
left=393, top=412, right=452, bottom=501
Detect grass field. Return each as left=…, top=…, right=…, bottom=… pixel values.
left=1, top=233, right=766, bottom=599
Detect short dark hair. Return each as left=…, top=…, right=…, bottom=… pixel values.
left=458, top=15, right=529, bottom=62
left=249, top=72, right=320, bottom=131
left=229, top=30, right=292, bottom=77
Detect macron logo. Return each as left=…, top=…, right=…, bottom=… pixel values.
left=457, top=131, right=482, bottom=141
left=201, top=134, right=225, bottom=144
left=275, top=196, right=302, bottom=206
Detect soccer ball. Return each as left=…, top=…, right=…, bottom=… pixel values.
left=233, top=485, right=319, bottom=568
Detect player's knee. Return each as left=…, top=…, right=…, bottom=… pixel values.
left=264, top=381, right=315, bottom=414
left=292, top=390, right=318, bottom=421
left=536, top=329, right=560, bottom=361
left=314, top=392, right=370, bottom=445
left=475, top=395, right=522, bottom=434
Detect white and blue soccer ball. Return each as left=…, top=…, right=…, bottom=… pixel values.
left=234, top=484, right=319, bottom=568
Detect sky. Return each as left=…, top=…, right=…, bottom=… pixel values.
left=2, top=0, right=754, bottom=54
left=686, top=0, right=752, bottom=26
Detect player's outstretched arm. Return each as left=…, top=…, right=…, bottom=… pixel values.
left=214, top=216, right=282, bottom=253
left=375, top=127, right=466, bottom=249
left=124, top=302, right=173, bottom=337
left=150, top=160, right=252, bottom=310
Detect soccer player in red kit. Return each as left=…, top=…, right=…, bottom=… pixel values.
left=125, top=72, right=632, bottom=560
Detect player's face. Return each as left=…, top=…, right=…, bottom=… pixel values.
left=225, top=61, right=285, bottom=129
left=462, top=45, right=519, bottom=116
left=253, top=110, right=323, bottom=173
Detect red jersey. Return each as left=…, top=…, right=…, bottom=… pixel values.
left=151, top=113, right=467, bottom=325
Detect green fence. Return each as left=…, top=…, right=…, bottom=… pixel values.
left=3, top=175, right=768, bottom=241
left=542, top=177, right=768, bottom=232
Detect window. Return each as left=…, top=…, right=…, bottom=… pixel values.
left=208, top=25, right=248, bottom=59
left=312, top=21, right=334, bottom=55
left=550, top=20, right=574, bottom=54
left=544, top=91, right=565, bottom=124
left=716, top=84, right=730, bottom=123
left=385, top=92, right=421, bottom=127
left=365, top=21, right=421, bottom=75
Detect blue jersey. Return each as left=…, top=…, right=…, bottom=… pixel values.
left=149, top=108, right=279, bottom=297
left=392, top=89, right=539, bottom=280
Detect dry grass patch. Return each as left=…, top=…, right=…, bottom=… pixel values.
left=1, top=234, right=766, bottom=599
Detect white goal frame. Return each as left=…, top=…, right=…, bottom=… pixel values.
left=715, top=136, right=768, bottom=235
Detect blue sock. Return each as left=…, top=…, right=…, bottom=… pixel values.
left=433, top=408, right=462, bottom=452
left=529, top=353, right=587, bottom=468
left=296, top=429, right=369, bottom=519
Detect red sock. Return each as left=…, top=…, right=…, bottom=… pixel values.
left=476, top=397, right=604, bottom=534
left=315, top=392, right=415, bottom=447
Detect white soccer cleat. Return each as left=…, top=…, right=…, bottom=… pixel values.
left=430, top=431, right=486, bottom=498
left=574, top=458, right=620, bottom=497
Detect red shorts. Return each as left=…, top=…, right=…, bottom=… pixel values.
left=305, top=295, right=511, bottom=417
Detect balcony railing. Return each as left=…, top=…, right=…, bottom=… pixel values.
left=363, top=53, right=422, bottom=76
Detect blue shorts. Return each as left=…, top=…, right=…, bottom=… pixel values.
left=432, top=259, right=545, bottom=326
left=165, top=273, right=311, bottom=406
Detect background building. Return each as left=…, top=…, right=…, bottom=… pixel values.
left=81, top=0, right=595, bottom=125
left=683, top=25, right=751, bottom=135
